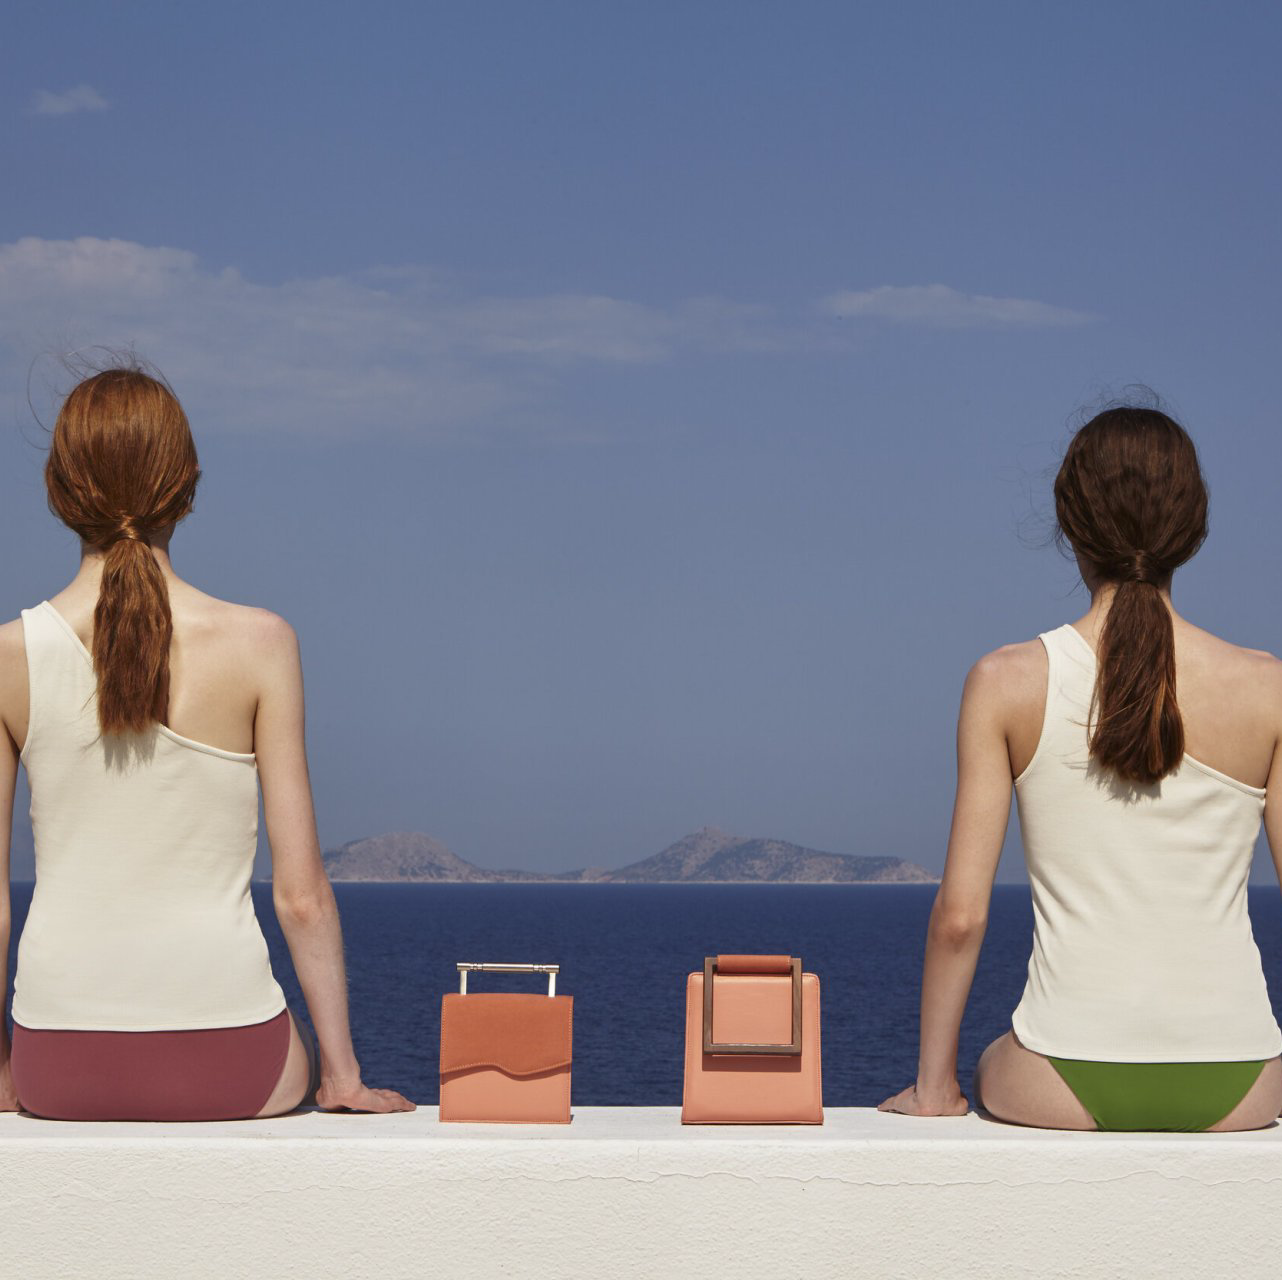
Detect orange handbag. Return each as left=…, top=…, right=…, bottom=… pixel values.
left=439, top=962, right=572, bottom=1124
left=681, top=954, right=823, bottom=1124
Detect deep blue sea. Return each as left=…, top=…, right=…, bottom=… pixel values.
left=10, top=883, right=1282, bottom=1107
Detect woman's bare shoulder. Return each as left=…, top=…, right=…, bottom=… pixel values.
left=1173, top=621, right=1282, bottom=741
left=1216, top=636, right=1282, bottom=672
left=1180, top=621, right=1282, bottom=686
left=1231, top=643, right=1282, bottom=680
left=966, top=638, right=1047, bottom=693
left=1215, top=637, right=1282, bottom=718
left=958, top=639, right=1048, bottom=734
left=183, top=590, right=299, bottom=658
left=174, top=596, right=303, bottom=724
left=235, top=603, right=298, bottom=657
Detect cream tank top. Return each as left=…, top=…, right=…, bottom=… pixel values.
left=1010, top=623, right=1282, bottom=1062
left=12, top=600, right=287, bottom=1031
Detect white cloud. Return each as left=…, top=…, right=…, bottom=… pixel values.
left=29, top=84, right=110, bottom=117
left=821, top=284, right=1093, bottom=329
left=0, top=239, right=1100, bottom=440
left=0, top=237, right=795, bottom=441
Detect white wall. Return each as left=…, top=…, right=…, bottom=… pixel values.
left=2, top=1108, right=1278, bottom=1279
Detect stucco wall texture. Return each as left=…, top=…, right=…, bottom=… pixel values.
left=1, top=1107, right=1278, bottom=1279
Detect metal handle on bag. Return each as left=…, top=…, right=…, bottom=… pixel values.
left=702, top=956, right=802, bottom=1056
left=456, top=962, right=559, bottom=996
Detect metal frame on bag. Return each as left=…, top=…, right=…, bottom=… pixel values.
left=701, top=956, right=803, bottom=1056
left=456, top=961, right=559, bottom=996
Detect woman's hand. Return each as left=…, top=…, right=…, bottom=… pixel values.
left=0, top=1061, right=20, bottom=1112
left=878, top=1082, right=969, bottom=1117
left=315, top=1078, right=416, bottom=1113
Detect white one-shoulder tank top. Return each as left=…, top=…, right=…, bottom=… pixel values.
left=1010, top=623, right=1282, bottom=1062
left=12, top=600, right=287, bottom=1031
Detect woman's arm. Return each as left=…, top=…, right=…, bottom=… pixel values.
left=878, top=648, right=1026, bottom=1116
left=253, top=611, right=412, bottom=1112
left=0, top=623, right=21, bottom=1111
left=1258, top=657, right=1282, bottom=887
left=1, top=727, right=15, bottom=1111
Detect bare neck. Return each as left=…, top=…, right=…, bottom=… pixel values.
left=1076, top=576, right=1179, bottom=648
left=62, top=530, right=182, bottom=604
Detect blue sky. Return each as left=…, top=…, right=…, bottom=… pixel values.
left=2, top=2, right=1280, bottom=879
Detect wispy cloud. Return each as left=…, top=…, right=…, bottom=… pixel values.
left=822, top=284, right=1093, bottom=329
left=0, top=239, right=1100, bottom=441
left=28, top=84, right=110, bottom=117
left=0, top=237, right=795, bottom=441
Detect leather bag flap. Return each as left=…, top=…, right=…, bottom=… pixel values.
left=440, top=993, right=573, bottom=1076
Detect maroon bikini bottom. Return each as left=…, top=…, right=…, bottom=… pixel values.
left=10, top=1008, right=295, bottom=1122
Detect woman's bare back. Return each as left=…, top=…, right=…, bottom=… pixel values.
left=0, top=580, right=280, bottom=759
left=995, top=609, right=1282, bottom=790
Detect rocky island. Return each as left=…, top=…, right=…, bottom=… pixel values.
left=320, top=826, right=938, bottom=884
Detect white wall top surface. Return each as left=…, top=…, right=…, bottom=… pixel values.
left=3, top=1103, right=1281, bottom=1144
left=3, top=1108, right=1279, bottom=1279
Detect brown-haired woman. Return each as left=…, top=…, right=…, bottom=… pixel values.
left=881, top=406, right=1282, bottom=1131
left=0, top=366, right=414, bottom=1120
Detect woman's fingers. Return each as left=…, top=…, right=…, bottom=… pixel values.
left=369, top=1087, right=415, bottom=1111
left=877, top=1086, right=916, bottom=1114
left=345, top=1085, right=415, bottom=1113
left=315, top=1081, right=416, bottom=1113
left=877, top=1086, right=970, bottom=1117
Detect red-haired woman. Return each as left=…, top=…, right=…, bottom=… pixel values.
left=881, top=407, right=1282, bottom=1131
left=0, top=367, right=413, bottom=1121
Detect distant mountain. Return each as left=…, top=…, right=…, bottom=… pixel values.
left=321, top=827, right=937, bottom=884
left=321, top=832, right=544, bottom=883
left=604, top=826, right=937, bottom=884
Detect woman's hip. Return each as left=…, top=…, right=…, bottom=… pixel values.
left=10, top=1006, right=294, bottom=1122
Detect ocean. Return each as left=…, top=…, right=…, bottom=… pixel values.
left=9, top=882, right=1282, bottom=1107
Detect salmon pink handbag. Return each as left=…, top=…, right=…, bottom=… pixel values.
left=681, top=954, right=823, bottom=1124
left=439, top=962, right=572, bottom=1124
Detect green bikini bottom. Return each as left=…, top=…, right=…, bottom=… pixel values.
left=1047, top=1057, right=1269, bottom=1132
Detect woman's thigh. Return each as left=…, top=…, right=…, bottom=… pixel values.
left=1205, top=1056, right=1282, bottom=1132
left=253, top=1009, right=315, bottom=1118
left=973, top=1031, right=1096, bottom=1130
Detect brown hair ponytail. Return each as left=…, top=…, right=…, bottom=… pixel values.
left=1053, top=407, right=1208, bottom=785
left=44, top=368, right=201, bottom=737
